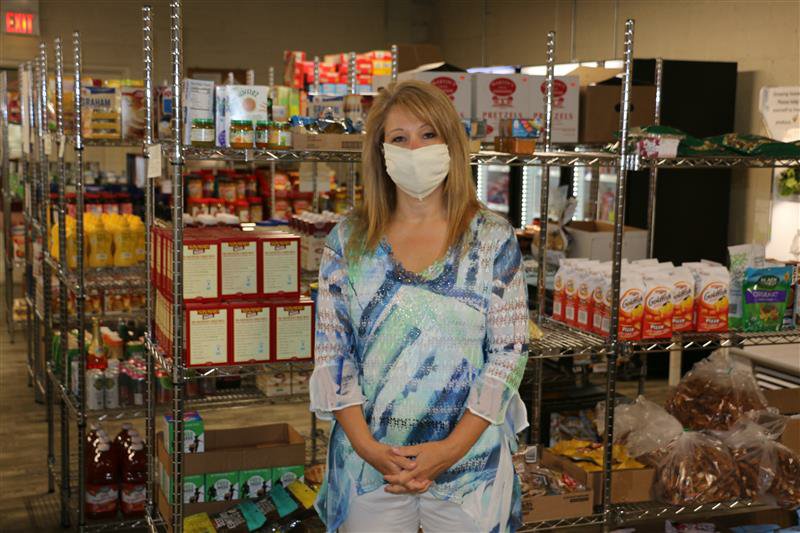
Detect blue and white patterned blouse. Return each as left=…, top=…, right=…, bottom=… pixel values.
left=310, top=209, right=530, bottom=533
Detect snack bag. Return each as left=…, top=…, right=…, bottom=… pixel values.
left=741, top=266, right=793, bottom=332
left=642, top=272, right=674, bottom=339
left=618, top=271, right=644, bottom=340
left=563, top=265, right=580, bottom=327
left=691, top=265, right=729, bottom=332
left=670, top=267, right=695, bottom=332
left=591, top=266, right=610, bottom=335
left=665, top=350, right=768, bottom=431
left=722, top=418, right=800, bottom=508
left=727, top=244, right=766, bottom=330
left=551, top=260, right=571, bottom=322
left=654, top=431, right=742, bottom=505
left=575, top=268, right=597, bottom=331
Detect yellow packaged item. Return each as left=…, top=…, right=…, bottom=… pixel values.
left=550, top=439, right=644, bottom=472
left=127, top=215, right=146, bottom=264
left=183, top=512, right=215, bottom=533
left=112, top=214, right=136, bottom=267
left=287, top=480, right=317, bottom=509
left=86, top=216, right=112, bottom=268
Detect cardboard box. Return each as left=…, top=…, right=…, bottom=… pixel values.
left=764, top=388, right=800, bottom=454
left=121, top=86, right=146, bottom=141
left=182, top=79, right=215, bottom=145
left=527, top=75, right=579, bottom=144
left=292, top=130, right=364, bottom=152
left=546, top=452, right=654, bottom=505
left=521, top=451, right=594, bottom=523
left=471, top=74, right=535, bottom=142
left=219, top=236, right=259, bottom=299
left=259, top=233, right=300, bottom=299
left=239, top=468, right=272, bottom=499
left=565, top=221, right=647, bottom=262
left=230, top=303, right=271, bottom=364
left=580, top=84, right=656, bottom=145
left=81, top=86, right=121, bottom=140
left=398, top=69, right=472, bottom=119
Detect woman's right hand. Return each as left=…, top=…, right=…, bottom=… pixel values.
left=357, top=439, right=416, bottom=476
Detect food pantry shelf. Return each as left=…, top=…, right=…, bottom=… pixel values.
left=530, top=318, right=800, bottom=357
left=517, top=514, right=606, bottom=532
left=644, top=155, right=800, bottom=169
left=613, top=499, right=772, bottom=524
left=49, top=367, right=310, bottom=422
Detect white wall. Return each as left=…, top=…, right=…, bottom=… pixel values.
left=434, top=0, right=800, bottom=246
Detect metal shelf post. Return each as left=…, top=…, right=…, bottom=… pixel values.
left=72, top=30, right=89, bottom=531
left=168, top=2, right=187, bottom=530
left=530, top=31, right=556, bottom=452
left=601, top=18, right=636, bottom=527
left=142, top=4, right=158, bottom=523
left=1, top=70, right=12, bottom=343
left=53, top=35, right=73, bottom=529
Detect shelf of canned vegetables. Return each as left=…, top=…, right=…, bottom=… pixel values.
left=2, top=3, right=798, bottom=533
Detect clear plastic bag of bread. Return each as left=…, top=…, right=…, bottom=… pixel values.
left=596, top=396, right=683, bottom=466
left=722, top=415, right=800, bottom=508
left=654, top=431, right=742, bottom=505
left=666, top=350, right=768, bottom=431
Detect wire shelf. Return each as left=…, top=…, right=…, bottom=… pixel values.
left=518, top=513, right=605, bottom=532
left=529, top=319, right=610, bottom=359
left=613, top=499, right=772, bottom=524
left=645, top=155, right=800, bottom=169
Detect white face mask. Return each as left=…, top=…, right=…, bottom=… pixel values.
left=383, top=143, right=450, bottom=201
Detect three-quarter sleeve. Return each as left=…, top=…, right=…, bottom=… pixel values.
left=309, top=227, right=365, bottom=420
left=467, top=226, right=529, bottom=426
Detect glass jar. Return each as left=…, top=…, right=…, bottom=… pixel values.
left=255, top=121, right=270, bottom=148
left=268, top=121, right=281, bottom=149
left=186, top=175, right=203, bottom=199
left=229, top=120, right=254, bottom=149
left=190, top=118, right=215, bottom=147
left=218, top=179, right=237, bottom=203
left=277, top=122, right=292, bottom=148
left=245, top=174, right=258, bottom=196
left=233, top=199, right=250, bottom=223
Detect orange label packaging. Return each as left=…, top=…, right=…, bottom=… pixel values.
left=576, top=274, right=595, bottom=331
left=670, top=267, right=695, bottom=332
left=618, top=273, right=644, bottom=340
left=694, top=267, right=729, bottom=332
left=552, top=264, right=567, bottom=322
left=642, top=274, right=674, bottom=339
left=563, top=266, right=581, bottom=327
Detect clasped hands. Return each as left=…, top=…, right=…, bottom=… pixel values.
left=360, top=439, right=458, bottom=494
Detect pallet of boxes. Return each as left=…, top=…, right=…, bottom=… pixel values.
left=157, top=411, right=325, bottom=531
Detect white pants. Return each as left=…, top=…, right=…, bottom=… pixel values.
left=339, top=487, right=481, bottom=533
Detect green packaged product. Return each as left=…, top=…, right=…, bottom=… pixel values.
left=240, top=468, right=272, bottom=499
left=742, top=266, right=793, bottom=332
left=207, top=471, right=240, bottom=501
left=272, top=465, right=304, bottom=488
left=709, top=133, right=800, bottom=157
left=165, top=410, right=205, bottom=453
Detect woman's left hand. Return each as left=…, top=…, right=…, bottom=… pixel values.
left=383, top=441, right=458, bottom=494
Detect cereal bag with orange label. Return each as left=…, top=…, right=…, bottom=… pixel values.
left=642, top=272, right=674, bottom=339
left=670, top=267, right=695, bottom=332
left=618, top=271, right=644, bottom=340
left=692, top=266, right=730, bottom=332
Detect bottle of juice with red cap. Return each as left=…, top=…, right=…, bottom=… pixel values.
left=112, top=423, right=134, bottom=462
left=85, top=442, right=119, bottom=519
left=120, top=440, right=146, bottom=517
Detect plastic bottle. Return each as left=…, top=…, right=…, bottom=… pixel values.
left=112, top=423, right=134, bottom=462
left=113, top=215, right=136, bottom=267
left=85, top=442, right=119, bottom=519
left=87, top=215, right=113, bottom=268
left=120, top=440, right=146, bottom=517
left=127, top=215, right=146, bottom=265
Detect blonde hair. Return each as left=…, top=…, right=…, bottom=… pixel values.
left=348, top=80, right=480, bottom=258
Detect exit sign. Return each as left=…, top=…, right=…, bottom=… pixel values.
left=5, top=12, right=35, bottom=34
left=2, top=1, right=39, bottom=36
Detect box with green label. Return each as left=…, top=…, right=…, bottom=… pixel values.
left=272, top=465, right=304, bottom=488
left=157, top=423, right=305, bottom=529
left=206, top=471, right=239, bottom=502
left=160, top=464, right=205, bottom=505
left=239, top=468, right=272, bottom=499
left=164, top=410, right=205, bottom=453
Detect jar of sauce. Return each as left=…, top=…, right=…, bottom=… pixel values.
left=229, top=120, right=254, bottom=149
left=202, top=174, right=216, bottom=198
left=268, top=121, right=281, bottom=149
left=277, top=122, right=292, bottom=148
left=255, top=121, right=270, bottom=148
left=190, top=118, right=215, bottom=147
left=235, top=177, right=247, bottom=200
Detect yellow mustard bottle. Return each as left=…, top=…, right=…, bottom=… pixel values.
left=113, top=215, right=136, bottom=267
left=87, top=216, right=112, bottom=268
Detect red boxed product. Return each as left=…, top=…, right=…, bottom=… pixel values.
left=229, top=302, right=271, bottom=364
left=272, top=298, right=315, bottom=362
left=218, top=230, right=260, bottom=300
left=185, top=302, right=229, bottom=367
left=257, top=231, right=301, bottom=300
left=162, top=227, right=222, bottom=303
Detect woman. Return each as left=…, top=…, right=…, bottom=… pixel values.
left=310, top=80, right=529, bottom=533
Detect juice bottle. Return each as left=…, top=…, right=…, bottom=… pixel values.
left=85, top=442, right=119, bottom=519
left=128, top=215, right=146, bottom=265
left=112, top=423, right=134, bottom=461
left=87, top=216, right=113, bottom=268
left=87, top=318, right=108, bottom=370
left=120, top=441, right=146, bottom=517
